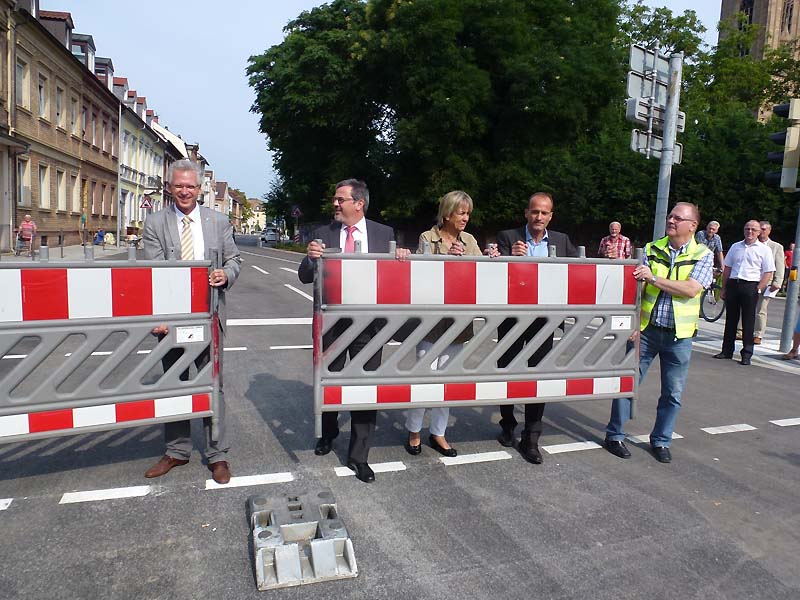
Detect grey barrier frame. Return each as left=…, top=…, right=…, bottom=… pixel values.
left=0, top=248, right=222, bottom=444
left=311, top=250, right=642, bottom=437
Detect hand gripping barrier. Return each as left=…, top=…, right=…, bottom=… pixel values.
left=248, top=489, right=357, bottom=590
left=0, top=250, right=221, bottom=444
left=312, top=252, right=641, bottom=436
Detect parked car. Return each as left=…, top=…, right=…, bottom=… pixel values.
left=261, top=227, right=279, bottom=245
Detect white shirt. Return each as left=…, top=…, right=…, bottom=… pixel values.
left=174, top=204, right=204, bottom=260
left=339, top=216, right=368, bottom=253
left=724, top=239, right=775, bottom=281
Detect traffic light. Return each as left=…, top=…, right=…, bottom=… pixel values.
left=765, top=99, right=800, bottom=192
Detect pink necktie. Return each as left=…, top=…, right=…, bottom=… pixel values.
left=345, top=225, right=356, bottom=253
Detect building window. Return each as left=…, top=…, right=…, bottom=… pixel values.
left=16, top=58, right=29, bottom=108
left=38, top=164, right=50, bottom=209
left=38, top=74, right=48, bottom=119
left=111, top=127, right=118, bottom=156
left=71, top=174, right=79, bottom=212
left=82, top=107, right=88, bottom=140
left=782, top=0, right=795, bottom=33
left=102, top=120, right=107, bottom=152
left=17, top=158, right=30, bottom=206
left=91, top=181, right=98, bottom=214
left=56, top=86, right=64, bottom=128
left=91, top=113, right=97, bottom=146
left=70, top=98, right=78, bottom=134
left=57, top=170, right=67, bottom=211
left=110, top=186, right=116, bottom=217
left=101, top=183, right=108, bottom=216
left=740, top=0, right=754, bottom=25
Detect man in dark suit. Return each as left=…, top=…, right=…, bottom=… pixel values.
left=495, top=191, right=578, bottom=464
left=142, top=159, right=241, bottom=484
left=299, top=179, right=408, bottom=483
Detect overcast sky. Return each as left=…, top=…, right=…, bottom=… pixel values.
left=55, top=1, right=721, bottom=201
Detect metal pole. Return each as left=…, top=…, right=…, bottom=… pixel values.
left=779, top=202, right=800, bottom=352
left=653, top=52, right=683, bottom=240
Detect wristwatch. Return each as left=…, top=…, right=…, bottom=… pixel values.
left=650, top=274, right=657, bottom=284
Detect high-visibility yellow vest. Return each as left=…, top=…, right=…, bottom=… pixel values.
left=640, top=236, right=710, bottom=339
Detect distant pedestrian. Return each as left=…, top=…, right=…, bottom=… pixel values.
left=696, top=220, right=724, bottom=270
left=15, top=214, right=37, bottom=256
left=605, top=203, right=712, bottom=464
left=598, top=221, right=631, bottom=259
left=714, top=220, right=775, bottom=366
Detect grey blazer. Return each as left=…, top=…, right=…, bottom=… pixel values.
left=298, top=219, right=395, bottom=283
left=143, top=205, right=241, bottom=328
left=496, top=226, right=578, bottom=258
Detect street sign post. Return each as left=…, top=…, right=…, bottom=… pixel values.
left=626, top=97, right=685, bottom=133
left=630, top=130, right=683, bottom=164
left=140, top=197, right=153, bottom=210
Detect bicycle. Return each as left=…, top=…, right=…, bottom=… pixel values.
left=701, top=269, right=725, bottom=322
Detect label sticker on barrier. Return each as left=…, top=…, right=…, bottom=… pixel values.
left=311, top=253, right=641, bottom=436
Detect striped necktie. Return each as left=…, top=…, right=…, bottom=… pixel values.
left=180, top=215, right=194, bottom=260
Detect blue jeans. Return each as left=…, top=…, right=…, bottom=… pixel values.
left=606, top=325, right=693, bottom=448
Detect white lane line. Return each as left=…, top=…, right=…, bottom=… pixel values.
left=439, top=450, right=512, bottom=466
left=252, top=265, right=270, bottom=275
left=627, top=432, right=684, bottom=444
left=0, top=498, right=12, bottom=510
left=205, top=472, right=294, bottom=490
left=701, top=424, right=757, bottom=435
left=228, top=318, right=311, bottom=326
left=1, top=355, right=26, bottom=360
left=240, top=250, right=301, bottom=264
left=59, top=485, right=151, bottom=504
left=280, top=267, right=298, bottom=274
left=543, top=441, right=602, bottom=454
left=284, top=284, right=313, bottom=301
left=770, top=417, right=800, bottom=427
left=334, top=461, right=406, bottom=477
left=270, top=345, right=312, bottom=350
left=223, top=347, right=247, bottom=352
left=64, top=351, right=113, bottom=357
left=137, top=350, right=152, bottom=354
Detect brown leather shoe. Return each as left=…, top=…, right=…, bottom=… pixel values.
left=144, top=455, right=189, bottom=478
left=753, top=337, right=762, bottom=345
left=208, top=461, right=231, bottom=484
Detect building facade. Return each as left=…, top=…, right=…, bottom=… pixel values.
left=720, top=0, right=800, bottom=58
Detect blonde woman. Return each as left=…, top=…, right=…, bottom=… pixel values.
left=405, top=191, right=482, bottom=457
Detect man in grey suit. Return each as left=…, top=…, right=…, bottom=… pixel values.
left=495, top=191, right=578, bottom=464
left=142, top=158, right=241, bottom=484
left=299, top=179, right=408, bottom=483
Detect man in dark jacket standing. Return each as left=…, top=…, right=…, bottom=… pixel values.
left=495, top=191, right=578, bottom=464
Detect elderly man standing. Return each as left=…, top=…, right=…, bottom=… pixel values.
left=605, top=203, right=712, bottom=464
left=696, top=220, right=724, bottom=270
left=714, top=220, right=775, bottom=365
left=142, top=159, right=241, bottom=484
left=598, top=221, right=631, bottom=259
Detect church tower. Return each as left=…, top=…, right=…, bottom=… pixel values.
left=719, top=0, right=800, bottom=58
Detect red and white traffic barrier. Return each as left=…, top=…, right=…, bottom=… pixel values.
left=323, top=260, right=637, bottom=306
left=0, top=267, right=210, bottom=322
left=323, top=376, right=634, bottom=405
left=0, top=393, right=211, bottom=438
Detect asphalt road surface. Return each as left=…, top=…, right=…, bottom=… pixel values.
left=1, top=237, right=798, bottom=599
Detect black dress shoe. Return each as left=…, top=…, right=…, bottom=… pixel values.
left=604, top=439, right=631, bottom=459
left=314, top=437, right=334, bottom=456
left=713, top=352, right=733, bottom=359
left=429, top=435, right=457, bottom=457
left=497, top=428, right=515, bottom=447
left=740, top=357, right=751, bottom=365
left=518, top=439, right=543, bottom=464
left=404, top=438, right=422, bottom=456
left=651, top=446, right=672, bottom=463
left=346, top=461, right=375, bottom=483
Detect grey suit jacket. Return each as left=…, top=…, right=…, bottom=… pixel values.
left=496, top=226, right=578, bottom=258
left=298, top=219, right=395, bottom=283
left=766, top=239, right=786, bottom=289
left=143, top=205, right=241, bottom=328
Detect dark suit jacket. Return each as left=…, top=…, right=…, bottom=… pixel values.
left=298, top=219, right=395, bottom=283
left=496, top=227, right=578, bottom=259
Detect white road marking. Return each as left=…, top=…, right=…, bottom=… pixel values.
left=228, top=318, right=311, bottom=326
left=1, top=355, right=26, bottom=360
left=626, top=432, right=684, bottom=444
left=543, top=441, right=602, bottom=454
left=240, top=250, right=301, bottom=264
left=701, top=424, right=757, bottom=435
left=770, top=417, right=800, bottom=427
left=284, top=284, right=313, bottom=300
left=252, top=265, right=270, bottom=275
left=0, top=498, right=12, bottom=510
left=59, top=485, right=151, bottom=504
left=270, top=345, right=312, bottom=350
left=280, top=267, right=298, bottom=274
left=439, top=450, right=512, bottom=465
left=334, top=461, right=406, bottom=477
left=64, top=351, right=113, bottom=357
left=137, top=350, right=151, bottom=354
left=223, top=347, right=247, bottom=351
left=205, top=472, right=294, bottom=490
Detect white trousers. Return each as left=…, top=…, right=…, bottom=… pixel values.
left=405, top=340, right=461, bottom=436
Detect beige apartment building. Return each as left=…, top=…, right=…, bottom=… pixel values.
left=720, top=0, right=800, bottom=58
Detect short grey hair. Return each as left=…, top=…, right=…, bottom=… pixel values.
left=759, top=220, right=771, bottom=228
left=335, top=179, right=369, bottom=212
left=708, top=220, right=720, bottom=228
left=168, top=159, right=203, bottom=185
left=437, top=190, right=473, bottom=228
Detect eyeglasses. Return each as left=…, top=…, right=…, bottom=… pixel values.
left=331, top=196, right=356, bottom=204
left=172, top=184, right=199, bottom=191
left=666, top=214, right=695, bottom=223
left=744, top=227, right=760, bottom=231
